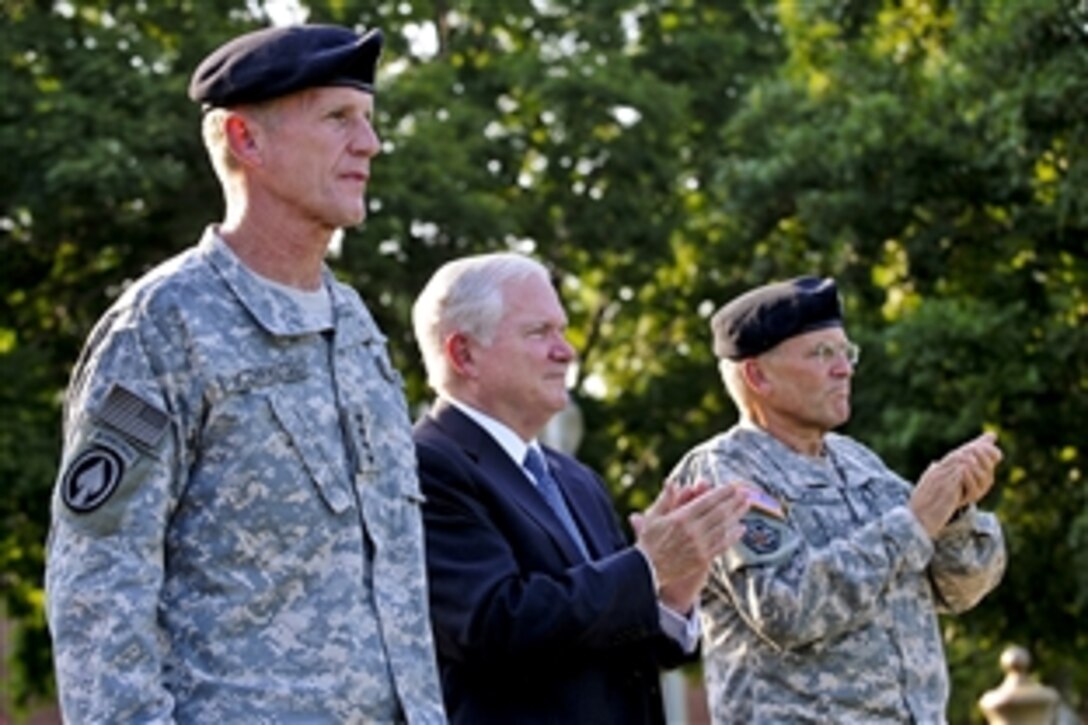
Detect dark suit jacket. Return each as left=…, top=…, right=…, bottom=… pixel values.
left=414, top=400, right=690, bottom=725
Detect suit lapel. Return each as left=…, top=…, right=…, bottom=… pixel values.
left=429, top=402, right=589, bottom=563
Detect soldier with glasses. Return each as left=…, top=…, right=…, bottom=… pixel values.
left=671, top=276, right=1006, bottom=724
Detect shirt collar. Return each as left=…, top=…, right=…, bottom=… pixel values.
left=443, top=396, right=536, bottom=467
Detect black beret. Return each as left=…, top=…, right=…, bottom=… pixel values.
left=189, top=24, right=383, bottom=108
left=711, top=276, right=844, bottom=360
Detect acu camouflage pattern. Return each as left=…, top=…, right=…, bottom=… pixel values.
left=670, top=423, right=1006, bottom=724
left=46, top=228, right=446, bottom=724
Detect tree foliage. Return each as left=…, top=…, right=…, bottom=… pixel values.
left=2, top=0, right=1085, bottom=721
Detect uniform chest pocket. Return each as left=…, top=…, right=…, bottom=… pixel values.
left=778, top=487, right=843, bottom=548
left=781, top=478, right=908, bottom=548
left=268, top=394, right=355, bottom=515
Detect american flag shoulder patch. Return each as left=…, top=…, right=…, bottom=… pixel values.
left=743, top=486, right=787, bottom=520
left=97, top=383, right=169, bottom=448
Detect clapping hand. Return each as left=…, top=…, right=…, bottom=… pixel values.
left=630, top=480, right=749, bottom=613
left=944, top=432, right=1003, bottom=507
left=910, top=432, right=1003, bottom=538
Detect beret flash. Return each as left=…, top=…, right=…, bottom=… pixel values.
left=189, top=24, right=383, bottom=108
left=711, top=276, right=844, bottom=360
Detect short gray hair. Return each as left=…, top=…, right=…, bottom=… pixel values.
left=200, top=107, right=235, bottom=177
left=412, top=252, right=549, bottom=394
left=718, top=357, right=752, bottom=418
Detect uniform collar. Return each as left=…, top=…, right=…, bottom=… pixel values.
left=199, top=227, right=379, bottom=345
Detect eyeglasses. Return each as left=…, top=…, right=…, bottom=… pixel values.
left=806, top=340, right=861, bottom=366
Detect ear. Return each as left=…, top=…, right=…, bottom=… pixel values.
left=224, top=112, right=264, bottom=167
left=444, top=332, right=477, bottom=378
left=740, top=357, right=773, bottom=396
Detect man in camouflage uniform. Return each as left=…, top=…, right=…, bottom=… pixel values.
left=671, top=276, right=1006, bottom=724
left=45, top=25, right=445, bottom=723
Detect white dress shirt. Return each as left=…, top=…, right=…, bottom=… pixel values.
left=444, top=396, right=700, bottom=652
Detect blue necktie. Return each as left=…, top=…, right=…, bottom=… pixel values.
left=523, top=448, right=590, bottom=560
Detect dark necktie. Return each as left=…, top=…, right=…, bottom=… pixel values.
left=523, top=448, right=590, bottom=560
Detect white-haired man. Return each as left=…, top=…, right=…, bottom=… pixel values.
left=411, top=252, right=750, bottom=724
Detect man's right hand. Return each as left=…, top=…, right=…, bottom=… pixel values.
left=631, top=481, right=749, bottom=612
left=910, top=432, right=1003, bottom=538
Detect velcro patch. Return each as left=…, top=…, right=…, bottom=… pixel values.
left=98, top=384, right=169, bottom=448
left=742, top=517, right=782, bottom=554
left=743, top=486, right=787, bottom=520
left=724, top=510, right=800, bottom=570
left=61, top=445, right=126, bottom=513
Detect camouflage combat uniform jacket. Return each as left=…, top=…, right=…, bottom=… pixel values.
left=670, top=423, right=1006, bottom=724
left=46, top=229, right=446, bottom=724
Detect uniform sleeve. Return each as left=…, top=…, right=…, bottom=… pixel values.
left=674, top=450, right=934, bottom=652
left=928, top=505, right=1007, bottom=613
left=46, top=313, right=186, bottom=724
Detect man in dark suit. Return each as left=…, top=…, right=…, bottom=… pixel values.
left=411, top=252, right=750, bottom=724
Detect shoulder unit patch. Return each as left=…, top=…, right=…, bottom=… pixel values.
left=724, top=506, right=801, bottom=571
left=61, top=445, right=126, bottom=513
left=742, top=517, right=783, bottom=555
